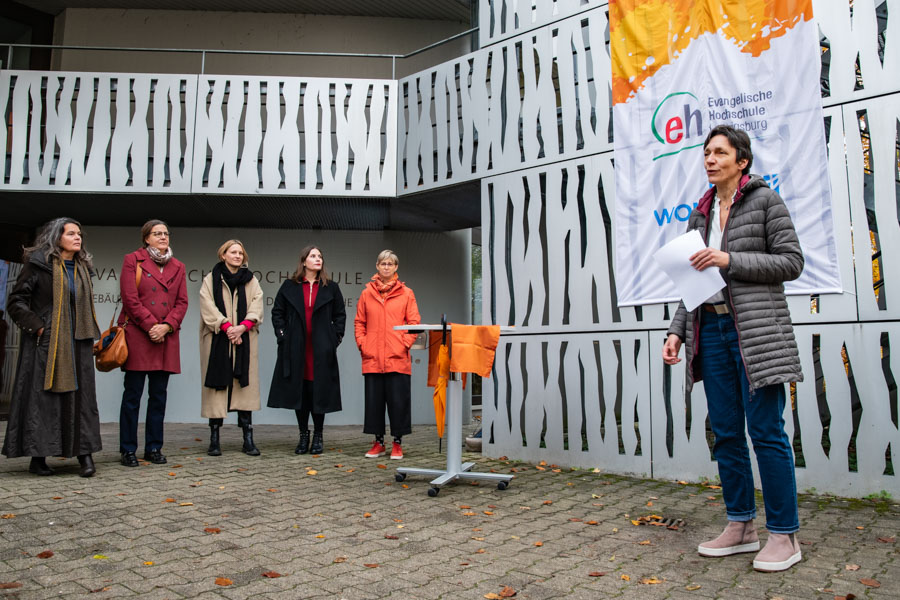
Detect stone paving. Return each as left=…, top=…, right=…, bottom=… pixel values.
left=1, top=422, right=899, bottom=599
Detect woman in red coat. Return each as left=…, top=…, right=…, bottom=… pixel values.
left=118, top=220, right=189, bottom=467
left=355, top=250, right=420, bottom=460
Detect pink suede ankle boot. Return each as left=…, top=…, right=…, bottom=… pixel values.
left=697, top=520, right=760, bottom=557
left=753, top=532, right=802, bottom=572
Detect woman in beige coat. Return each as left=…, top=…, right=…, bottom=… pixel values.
left=199, top=240, right=264, bottom=456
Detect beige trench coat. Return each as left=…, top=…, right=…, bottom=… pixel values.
left=198, top=272, right=264, bottom=418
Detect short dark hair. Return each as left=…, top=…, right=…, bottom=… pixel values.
left=704, top=125, right=753, bottom=175
left=141, top=219, right=168, bottom=247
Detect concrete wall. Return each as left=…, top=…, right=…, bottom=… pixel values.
left=86, top=227, right=471, bottom=426
left=51, top=9, right=470, bottom=78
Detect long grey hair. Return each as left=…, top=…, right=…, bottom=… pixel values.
left=23, top=217, right=94, bottom=269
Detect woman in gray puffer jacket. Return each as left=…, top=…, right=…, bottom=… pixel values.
left=663, top=125, right=804, bottom=573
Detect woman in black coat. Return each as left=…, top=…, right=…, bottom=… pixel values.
left=268, top=245, right=346, bottom=455
left=3, top=218, right=101, bottom=477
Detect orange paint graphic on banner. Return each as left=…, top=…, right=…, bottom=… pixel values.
left=610, top=0, right=813, bottom=104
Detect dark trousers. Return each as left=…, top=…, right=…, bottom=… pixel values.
left=363, top=372, right=411, bottom=438
left=209, top=411, right=252, bottom=428
left=120, top=370, right=170, bottom=453
left=295, top=380, right=324, bottom=432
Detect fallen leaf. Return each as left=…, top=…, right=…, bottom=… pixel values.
left=402, top=484, right=409, bottom=489
left=539, top=460, right=547, bottom=466
left=638, top=540, right=651, bottom=546
left=214, top=577, right=232, bottom=586
left=631, top=520, right=640, bottom=526
left=377, top=464, right=387, bottom=469
left=542, top=500, right=553, bottom=505
left=384, top=534, right=399, bottom=540
left=180, top=447, right=189, bottom=450
left=267, top=488, right=279, bottom=492
left=52, top=497, right=63, bottom=500
left=677, top=480, right=688, bottom=485
left=533, top=541, right=543, bottom=547
left=307, top=470, right=318, bottom=476
left=552, top=469, right=561, bottom=473
left=204, top=528, right=221, bottom=534
left=621, top=574, right=630, bottom=581
left=363, top=512, right=372, bottom=518
left=460, top=562, right=469, bottom=566
left=705, top=484, right=722, bottom=489
left=483, top=511, right=494, bottom=515
left=346, top=468, right=355, bottom=473
left=36, top=550, right=54, bottom=559
left=859, top=578, right=881, bottom=588
left=261, top=571, right=282, bottom=578
left=462, top=512, right=476, bottom=516
left=1, top=514, right=15, bottom=519
left=236, top=467, right=247, bottom=472
left=585, top=521, right=599, bottom=525
left=499, top=586, right=517, bottom=598
left=92, top=554, right=109, bottom=559
left=179, top=502, right=193, bottom=506
left=164, top=498, right=175, bottom=503
left=0, top=583, right=23, bottom=589
left=315, top=535, right=325, bottom=538
left=484, top=594, right=502, bottom=600
left=363, top=563, right=379, bottom=568
left=116, top=493, right=127, bottom=496
left=194, top=437, right=203, bottom=441
left=476, top=549, right=486, bottom=554
left=640, top=577, right=663, bottom=584
left=172, top=464, right=182, bottom=468
left=845, top=564, right=860, bottom=571
left=459, top=505, right=472, bottom=509
left=167, top=472, right=176, bottom=476
left=877, top=536, right=896, bottom=543
left=333, top=556, right=347, bottom=563
left=143, top=561, right=154, bottom=566
left=685, top=584, right=701, bottom=591
left=535, top=466, right=546, bottom=471
left=393, top=519, right=403, bottom=523
left=856, top=526, right=865, bottom=530
left=472, top=536, right=485, bottom=541
left=646, top=501, right=653, bottom=507
left=90, top=587, right=110, bottom=593
left=190, top=482, right=202, bottom=488
left=588, top=572, right=606, bottom=577
left=488, top=505, right=497, bottom=509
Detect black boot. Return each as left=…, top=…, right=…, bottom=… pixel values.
left=241, top=426, right=260, bottom=456
left=310, top=431, right=324, bottom=455
left=208, top=421, right=222, bottom=456
left=28, top=457, right=54, bottom=476
left=77, top=454, right=96, bottom=477
left=295, top=430, right=310, bottom=455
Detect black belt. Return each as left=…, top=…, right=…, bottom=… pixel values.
left=701, top=303, right=729, bottom=315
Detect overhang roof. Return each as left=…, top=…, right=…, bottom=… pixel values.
left=14, top=0, right=473, bottom=22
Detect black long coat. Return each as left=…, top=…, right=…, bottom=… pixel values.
left=267, top=279, right=346, bottom=414
left=2, top=253, right=102, bottom=458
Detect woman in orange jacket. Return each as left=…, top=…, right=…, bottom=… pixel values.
left=354, top=250, right=421, bottom=460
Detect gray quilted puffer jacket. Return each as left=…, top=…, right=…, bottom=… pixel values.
left=667, top=174, right=805, bottom=392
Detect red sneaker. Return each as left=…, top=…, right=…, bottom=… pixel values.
left=390, top=444, right=403, bottom=460
left=365, top=441, right=386, bottom=458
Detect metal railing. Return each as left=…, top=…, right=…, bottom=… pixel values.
left=2, top=26, right=479, bottom=79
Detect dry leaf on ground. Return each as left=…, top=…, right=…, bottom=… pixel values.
left=845, top=564, right=860, bottom=571
left=484, top=511, right=494, bottom=515
left=377, top=464, right=387, bottom=469
left=363, top=512, right=372, bottom=518
left=385, top=534, right=399, bottom=540
left=307, top=470, right=318, bottom=476
left=499, top=586, right=517, bottom=597
left=588, top=572, right=606, bottom=577
left=860, top=578, right=881, bottom=588
left=484, top=594, right=502, bottom=600
left=204, top=528, right=221, bottom=534
left=542, top=500, right=552, bottom=505
left=333, top=556, right=347, bottom=563
left=36, top=551, right=54, bottom=559
left=261, top=571, right=282, bottom=578
left=143, top=562, right=154, bottom=566
left=214, top=577, right=232, bottom=586
left=877, top=536, right=896, bottom=543
left=638, top=540, right=651, bottom=546
left=685, top=584, right=701, bottom=591
left=89, top=587, right=110, bottom=593
left=363, top=563, right=379, bottom=568
left=533, top=541, right=543, bottom=547
left=620, top=574, right=630, bottom=581
left=0, top=514, right=15, bottom=519
left=640, top=577, right=663, bottom=584
left=0, top=583, right=23, bottom=589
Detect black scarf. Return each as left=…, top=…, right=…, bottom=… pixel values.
left=204, top=262, right=254, bottom=390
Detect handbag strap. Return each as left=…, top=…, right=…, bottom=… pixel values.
left=111, top=259, right=144, bottom=329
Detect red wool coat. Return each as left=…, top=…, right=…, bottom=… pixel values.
left=118, top=248, right=189, bottom=373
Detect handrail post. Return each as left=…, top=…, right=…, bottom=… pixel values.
left=201, top=50, right=206, bottom=74
left=392, top=56, right=396, bottom=79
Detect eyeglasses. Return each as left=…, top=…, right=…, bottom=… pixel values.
left=150, top=231, right=170, bottom=238
left=378, top=262, right=396, bottom=267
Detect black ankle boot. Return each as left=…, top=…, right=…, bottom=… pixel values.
left=241, top=426, right=260, bottom=456
left=208, top=424, right=222, bottom=456
left=310, top=431, right=324, bottom=455
left=28, top=457, right=54, bottom=476
left=295, top=430, right=310, bottom=455
left=77, top=454, right=96, bottom=477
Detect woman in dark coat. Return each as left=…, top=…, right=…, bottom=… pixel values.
left=3, top=218, right=102, bottom=477
left=118, top=219, right=189, bottom=468
left=268, top=245, right=346, bottom=455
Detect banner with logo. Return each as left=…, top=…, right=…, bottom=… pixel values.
left=610, top=0, right=842, bottom=306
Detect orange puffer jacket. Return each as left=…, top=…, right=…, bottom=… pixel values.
left=354, top=280, right=421, bottom=374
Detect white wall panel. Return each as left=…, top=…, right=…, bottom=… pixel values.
left=478, top=0, right=608, bottom=47
left=399, top=7, right=612, bottom=194
left=0, top=71, right=195, bottom=192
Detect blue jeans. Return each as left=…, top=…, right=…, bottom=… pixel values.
left=120, top=371, right=169, bottom=453
left=699, top=313, right=799, bottom=534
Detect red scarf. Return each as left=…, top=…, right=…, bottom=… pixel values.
left=372, top=272, right=399, bottom=298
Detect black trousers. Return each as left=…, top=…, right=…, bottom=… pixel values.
left=120, top=370, right=169, bottom=453
left=296, top=380, right=325, bottom=432
left=363, top=373, right=411, bottom=438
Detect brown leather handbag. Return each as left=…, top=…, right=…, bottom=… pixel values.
left=93, top=262, right=142, bottom=372
left=93, top=307, right=128, bottom=371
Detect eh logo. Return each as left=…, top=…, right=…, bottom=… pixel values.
left=652, top=92, right=704, bottom=160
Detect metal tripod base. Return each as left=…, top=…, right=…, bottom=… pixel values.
left=395, top=374, right=513, bottom=496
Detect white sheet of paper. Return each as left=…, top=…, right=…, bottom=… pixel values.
left=653, top=230, right=726, bottom=312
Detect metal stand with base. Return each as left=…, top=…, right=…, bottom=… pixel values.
left=393, top=321, right=513, bottom=497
